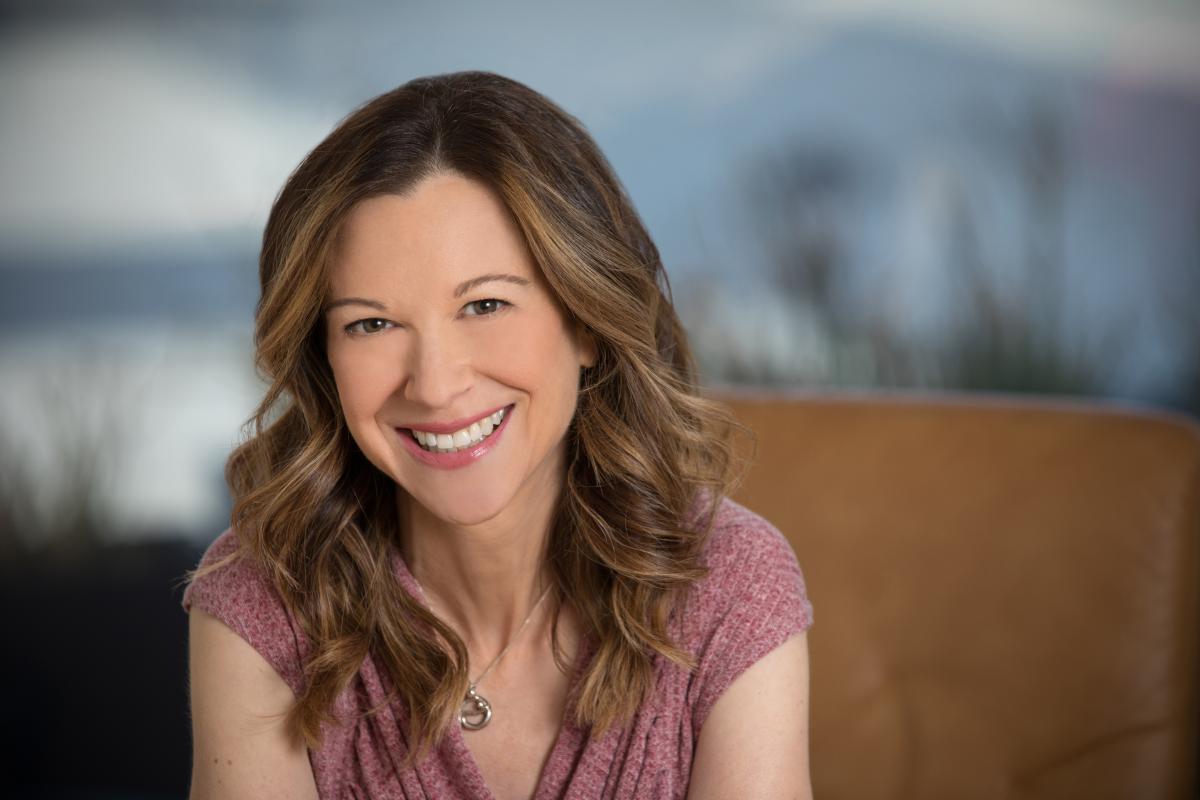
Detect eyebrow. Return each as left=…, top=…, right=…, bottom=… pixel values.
left=323, top=273, right=531, bottom=314
left=453, top=272, right=531, bottom=299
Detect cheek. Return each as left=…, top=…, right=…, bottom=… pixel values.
left=327, top=347, right=394, bottom=420
left=488, top=313, right=580, bottom=387
left=522, top=324, right=586, bottom=428
left=327, top=353, right=396, bottom=471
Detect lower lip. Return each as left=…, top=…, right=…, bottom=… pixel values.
left=396, top=405, right=514, bottom=470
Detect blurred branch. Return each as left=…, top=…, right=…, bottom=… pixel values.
left=1144, top=200, right=1200, bottom=416
left=711, top=93, right=1129, bottom=399
left=939, top=151, right=1109, bottom=396
left=0, top=425, right=39, bottom=557
left=0, top=343, right=142, bottom=557
left=741, top=139, right=859, bottom=342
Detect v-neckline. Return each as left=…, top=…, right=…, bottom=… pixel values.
left=389, top=544, right=598, bottom=800
left=448, top=630, right=596, bottom=800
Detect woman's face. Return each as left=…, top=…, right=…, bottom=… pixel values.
left=324, top=171, right=596, bottom=528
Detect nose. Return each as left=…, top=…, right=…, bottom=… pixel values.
left=402, top=332, right=473, bottom=411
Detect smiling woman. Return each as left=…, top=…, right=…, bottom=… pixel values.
left=180, top=70, right=813, bottom=800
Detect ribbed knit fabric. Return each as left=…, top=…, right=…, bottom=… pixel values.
left=181, top=494, right=814, bottom=798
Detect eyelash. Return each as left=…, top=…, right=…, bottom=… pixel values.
left=342, top=298, right=512, bottom=336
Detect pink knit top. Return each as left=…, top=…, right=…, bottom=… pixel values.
left=181, top=495, right=814, bottom=798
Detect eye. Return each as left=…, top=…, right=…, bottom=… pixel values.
left=344, top=317, right=393, bottom=336
left=462, top=298, right=511, bottom=317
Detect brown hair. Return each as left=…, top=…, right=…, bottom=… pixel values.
left=186, top=70, right=747, bottom=767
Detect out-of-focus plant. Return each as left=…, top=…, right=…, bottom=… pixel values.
left=1146, top=207, right=1200, bottom=418
left=690, top=94, right=1179, bottom=407
left=685, top=137, right=875, bottom=388
left=0, top=424, right=40, bottom=558
left=939, top=95, right=1115, bottom=396
left=0, top=345, right=139, bottom=557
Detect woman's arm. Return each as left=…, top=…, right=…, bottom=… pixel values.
left=187, top=607, right=320, bottom=800
left=687, top=631, right=812, bottom=800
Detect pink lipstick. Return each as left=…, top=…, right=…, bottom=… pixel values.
left=395, top=404, right=514, bottom=470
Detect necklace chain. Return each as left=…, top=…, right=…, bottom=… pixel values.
left=411, top=573, right=551, bottom=729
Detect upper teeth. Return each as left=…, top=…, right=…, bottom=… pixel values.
left=411, top=407, right=507, bottom=452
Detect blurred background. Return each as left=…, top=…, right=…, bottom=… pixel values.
left=1, top=0, right=1196, bottom=796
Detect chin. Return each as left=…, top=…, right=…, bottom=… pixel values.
left=406, top=481, right=516, bottom=527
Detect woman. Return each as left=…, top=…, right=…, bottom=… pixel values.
left=182, top=70, right=813, bottom=800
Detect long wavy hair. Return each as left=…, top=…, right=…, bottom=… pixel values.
left=186, top=70, right=750, bottom=768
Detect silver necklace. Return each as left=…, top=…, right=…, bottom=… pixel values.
left=412, top=575, right=551, bottom=731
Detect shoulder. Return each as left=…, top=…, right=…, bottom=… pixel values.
left=687, top=495, right=813, bottom=627
left=680, top=494, right=814, bottom=738
left=699, top=495, right=798, bottom=568
left=182, top=527, right=309, bottom=696
left=186, top=529, right=321, bottom=798
left=182, top=528, right=285, bottom=632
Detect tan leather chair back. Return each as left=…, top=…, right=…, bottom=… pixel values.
left=713, top=389, right=1200, bottom=799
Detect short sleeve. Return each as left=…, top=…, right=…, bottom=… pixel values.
left=686, top=507, right=814, bottom=739
left=181, top=527, right=308, bottom=697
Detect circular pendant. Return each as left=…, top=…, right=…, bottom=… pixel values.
left=460, top=686, right=492, bottom=730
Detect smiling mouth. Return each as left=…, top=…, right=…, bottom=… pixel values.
left=401, top=404, right=512, bottom=453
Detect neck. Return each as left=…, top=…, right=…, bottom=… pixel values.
left=397, top=481, right=559, bottom=664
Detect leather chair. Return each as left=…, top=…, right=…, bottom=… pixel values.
left=711, top=388, right=1200, bottom=799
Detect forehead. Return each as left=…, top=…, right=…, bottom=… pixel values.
left=329, top=173, right=535, bottom=290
